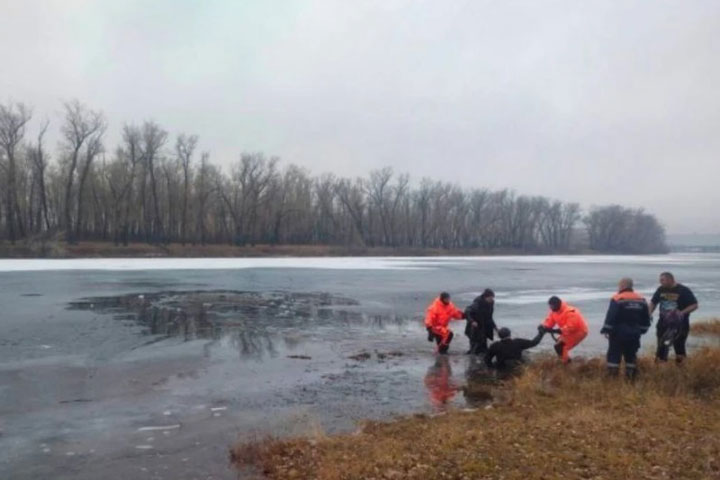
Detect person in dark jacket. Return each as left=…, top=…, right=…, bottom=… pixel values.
left=649, top=272, right=699, bottom=364
left=484, top=326, right=546, bottom=369
left=464, top=289, right=498, bottom=355
left=600, top=277, right=651, bottom=380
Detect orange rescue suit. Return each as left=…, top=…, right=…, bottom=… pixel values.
left=543, top=301, right=588, bottom=363
left=425, top=297, right=464, bottom=345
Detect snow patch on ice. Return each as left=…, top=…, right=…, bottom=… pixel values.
left=1, top=253, right=717, bottom=272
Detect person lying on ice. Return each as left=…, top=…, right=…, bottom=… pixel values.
left=464, top=288, right=498, bottom=355
left=541, top=296, right=588, bottom=363
left=425, top=292, right=466, bottom=354
left=484, top=326, right=546, bottom=369
left=600, top=277, right=651, bottom=380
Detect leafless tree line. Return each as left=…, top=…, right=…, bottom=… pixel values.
left=0, top=100, right=667, bottom=253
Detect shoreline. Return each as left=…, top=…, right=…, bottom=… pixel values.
left=0, top=240, right=665, bottom=259
left=232, top=339, right=720, bottom=479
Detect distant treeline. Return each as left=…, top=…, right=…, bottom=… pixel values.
left=0, top=101, right=667, bottom=253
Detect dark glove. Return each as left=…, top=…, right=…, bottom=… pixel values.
left=426, top=327, right=434, bottom=342
left=537, top=325, right=546, bottom=334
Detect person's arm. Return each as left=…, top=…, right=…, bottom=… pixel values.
left=681, top=303, right=699, bottom=315
left=679, top=287, right=698, bottom=316
left=649, top=289, right=661, bottom=316
left=639, top=301, right=651, bottom=335
left=424, top=306, right=434, bottom=329
left=517, top=329, right=545, bottom=350
left=451, top=303, right=466, bottom=320
left=487, top=308, right=498, bottom=333
left=600, top=299, right=618, bottom=336
left=542, top=312, right=555, bottom=329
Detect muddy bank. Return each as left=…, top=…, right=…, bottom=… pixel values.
left=0, top=240, right=587, bottom=259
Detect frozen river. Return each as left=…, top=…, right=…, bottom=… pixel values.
left=1, top=254, right=719, bottom=479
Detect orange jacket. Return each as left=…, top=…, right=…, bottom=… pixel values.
left=543, top=301, right=588, bottom=337
left=425, top=297, right=464, bottom=330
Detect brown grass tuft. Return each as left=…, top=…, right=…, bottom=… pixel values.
left=691, top=318, right=720, bottom=336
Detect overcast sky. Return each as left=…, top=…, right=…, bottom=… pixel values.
left=2, top=0, right=719, bottom=234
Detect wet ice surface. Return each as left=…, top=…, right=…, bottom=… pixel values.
left=1, top=254, right=720, bottom=479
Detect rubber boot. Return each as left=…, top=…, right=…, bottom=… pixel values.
left=607, top=366, right=619, bottom=377
left=625, top=366, right=637, bottom=382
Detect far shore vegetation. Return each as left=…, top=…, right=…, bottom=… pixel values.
left=1, top=100, right=667, bottom=257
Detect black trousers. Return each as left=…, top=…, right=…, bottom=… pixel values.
left=607, top=335, right=640, bottom=369
left=467, top=323, right=489, bottom=354
left=656, top=324, right=688, bottom=361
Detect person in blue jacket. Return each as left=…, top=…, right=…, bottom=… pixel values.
left=600, top=277, right=651, bottom=380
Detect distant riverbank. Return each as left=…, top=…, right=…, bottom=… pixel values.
left=0, top=240, right=603, bottom=259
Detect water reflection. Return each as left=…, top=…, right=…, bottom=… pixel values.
left=423, top=356, right=458, bottom=409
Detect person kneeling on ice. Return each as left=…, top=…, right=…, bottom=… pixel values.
left=600, top=277, right=651, bottom=380
left=485, top=326, right=546, bottom=369
left=425, top=291, right=466, bottom=354
left=541, top=296, right=588, bottom=363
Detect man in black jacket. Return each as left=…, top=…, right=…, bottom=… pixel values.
left=464, top=288, right=498, bottom=355
left=649, top=272, right=699, bottom=363
left=484, top=326, right=546, bottom=369
left=600, top=277, right=651, bottom=379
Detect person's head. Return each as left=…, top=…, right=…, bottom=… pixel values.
left=498, top=327, right=511, bottom=339
left=481, top=288, right=495, bottom=304
left=659, top=272, right=675, bottom=288
left=439, top=292, right=451, bottom=305
left=618, top=277, right=634, bottom=292
left=548, top=296, right=562, bottom=312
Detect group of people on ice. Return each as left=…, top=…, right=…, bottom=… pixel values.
left=424, top=271, right=698, bottom=378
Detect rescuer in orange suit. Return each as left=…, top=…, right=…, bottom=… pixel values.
left=541, top=296, right=588, bottom=363
left=425, top=292, right=466, bottom=354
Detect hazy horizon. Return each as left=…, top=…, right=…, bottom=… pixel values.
left=2, top=0, right=719, bottom=234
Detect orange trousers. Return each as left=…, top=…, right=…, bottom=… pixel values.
left=431, top=326, right=453, bottom=346
left=556, top=330, right=587, bottom=363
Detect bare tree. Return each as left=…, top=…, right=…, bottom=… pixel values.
left=0, top=102, right=32, bottom=243
left=175, top=133, right=198, bottom=245
left=140, top=121, right=168, bottom=243
left=60, top=100, right=105, bottom=243
left=28, top=120, right=51, bottom=232
left=75, top=122, right=106, bottom=238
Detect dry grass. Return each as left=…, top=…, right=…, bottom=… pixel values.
left=692, top=318, right=720, bottom=336
left=231, top=348, right=720, bottom=479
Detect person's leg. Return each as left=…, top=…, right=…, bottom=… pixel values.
left=437, top=327, right=453, bottom=354
left=561, top=331, right=587, bottom=364
left=554, top=341, right=565, bottom=359
left=655, top=323, right=669, bottom=362
left=606, top=335, right=621, bottom=377
left=474, top=325, right=488, bottom=354
left=465, top=323, right=475, bottom=354
left=673, top=329, right=688, bottom=364
left=624, top=337, right=640, bottom=381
